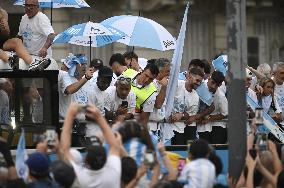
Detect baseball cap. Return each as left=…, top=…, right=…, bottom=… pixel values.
left=26, top=152, right=50, bottom=177
left=90, top=59, right=104, bottom=68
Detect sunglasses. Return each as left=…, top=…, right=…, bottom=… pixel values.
left=24, top=4, right=38, bottom=8
left=117, top=77, right=131, bottom=82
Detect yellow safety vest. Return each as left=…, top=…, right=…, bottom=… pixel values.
left=122, top=69, right=157, bottom=112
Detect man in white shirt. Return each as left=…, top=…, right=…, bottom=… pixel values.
left=178, top=139, right=215, bottom=188
left=104, top=76, right=136, bottom=123
left=170, top=68, right=203, bottom=145
left=148, top=58, right=170, bottom=134
left=273, top=62, right=284, bottom=127
left=197, top=71, right=226, bottom=144
left=86, top=66, right=113, bottom=137
left=58, top=54, right=93, bottom=119
left=61, top=103, right=121, bottom=188
left=17, top=0, right=55, bottom=70
left=122, top=63, right=160, bottom=127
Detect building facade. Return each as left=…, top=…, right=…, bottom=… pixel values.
left=2, top=0, right=284, bottom=70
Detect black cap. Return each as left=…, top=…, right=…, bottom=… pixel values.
left=90, top=58, right=104, bottom=68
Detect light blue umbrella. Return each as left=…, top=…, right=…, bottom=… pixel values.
left=53, top=22, right=126, bottom=63
left=14, top=0, right=90, bottom=24
left=101, top=15, right=176, bottom=51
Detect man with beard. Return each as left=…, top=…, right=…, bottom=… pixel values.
left=197, top=71, right=227, bottom=144
left=170, top=68, right=204, bottom=145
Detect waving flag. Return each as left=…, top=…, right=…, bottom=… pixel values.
left=165, top=3, right=189, bottom=118
left=247, top=95, right=284, bottom=142
left=196, top=81, right=213, bottom=106
left=212, top=55, right=228, bottom=76
left=15, top=129, right=28, bottom=180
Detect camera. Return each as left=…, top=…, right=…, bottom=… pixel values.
left=255, top=107, right=264, bottom=125
left=45, top=129, right=56, bottom=146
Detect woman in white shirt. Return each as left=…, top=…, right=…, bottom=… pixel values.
left=257, top=78, right=282, bottom=123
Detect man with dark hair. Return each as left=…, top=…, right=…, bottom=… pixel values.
left=148, top=58, right=171, bottom=134
left=123, top=51, right=140, bottom=71
left=178, top=139, right=215, bottom=188
left=179, top=59, right=205, bottom=81
left=49, top=160, right=76, bottom=188
left=169, top=68, right=203, bottom=145
left=61, top=103, right=121, bottom=188
left=86, top=66, right=113, bottom=137
left=121, top=156, right=138, bottom=187
left=198, top=71, right=227, bottom=144
left=122, top=63, right=159, bottom=126
left=109, top=53, right=127, bottom=76
left=202, top=59, right=211, bottom=80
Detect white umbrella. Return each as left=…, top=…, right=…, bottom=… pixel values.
left=101, top=15, right=176, bottom=51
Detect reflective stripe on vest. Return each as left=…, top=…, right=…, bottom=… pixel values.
left=122, top=69, right=157, bottom=111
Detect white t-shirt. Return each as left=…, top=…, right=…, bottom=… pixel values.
left=85, top=83, right=109, bottom=137
left=178, top=158, right=216, bottom=188
left=197, top=88, right=228, bottom=132
left=104, top=86, right=136, bottom=114
left=70, top=155, right=121, bottom=188
left=274, top=82, right=284, bottom=124
left=148, top=80, right=165, bottom=131
left=170, top=80, right=199, bottom=133
left=58, top=70, right=77, bottom=119
left=18, top=12, right=54, bottom=57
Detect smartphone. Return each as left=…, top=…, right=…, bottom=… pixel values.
left=258, top=133, right=268, bottom=152
left=121, top=101, right=128, bottom=108
left=77, top=104, right=88, bottom=120
left=143, top=150, right=155, bottom=167
left=255, top=107, right=263, bottom=125
left=249, top=149, right=257, bottom=159
left=45, top=129, right=56, bottom=146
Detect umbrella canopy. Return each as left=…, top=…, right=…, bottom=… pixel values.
left=53, top=22, right=126, bottom=47
left=14, top=0, right=90, bottom=8
left=101, top=15, right=176, bottom=51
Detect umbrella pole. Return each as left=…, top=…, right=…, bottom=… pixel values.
left=89, top=36, right=91, bottom=65
left=50, top=2, right=53, bottom=25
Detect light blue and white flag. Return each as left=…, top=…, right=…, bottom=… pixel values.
left=123, top=138, right=147, bottom=167
left=15, top=129, right=28, bottom=180
left=196, top=81, right=213, bottom=106
left=247, top=95, right=284, bottom=142
left=165, top=3, right=189, bottom=118
left=212, top=55, right=228, bottom=76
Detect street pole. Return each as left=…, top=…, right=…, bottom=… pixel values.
left=227, top=0, right=247, bottom=185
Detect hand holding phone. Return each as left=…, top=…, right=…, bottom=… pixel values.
left=143, top=150, right=155, bottom=168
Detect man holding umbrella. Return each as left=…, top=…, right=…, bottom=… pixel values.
left=17, top=0, right=55, bottom=70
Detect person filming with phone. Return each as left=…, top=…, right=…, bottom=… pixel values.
left=104, top=75, right=136, bottom=123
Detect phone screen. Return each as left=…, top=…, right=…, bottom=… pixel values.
left=121, top=101, right=128, bottom=108
left=45, top=129, right=56, bottom=145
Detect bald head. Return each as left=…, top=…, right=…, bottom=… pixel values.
left=25, top=0, right=39, bottom=18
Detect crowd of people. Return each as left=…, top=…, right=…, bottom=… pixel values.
left=1, top=0, right=284, bottom=187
